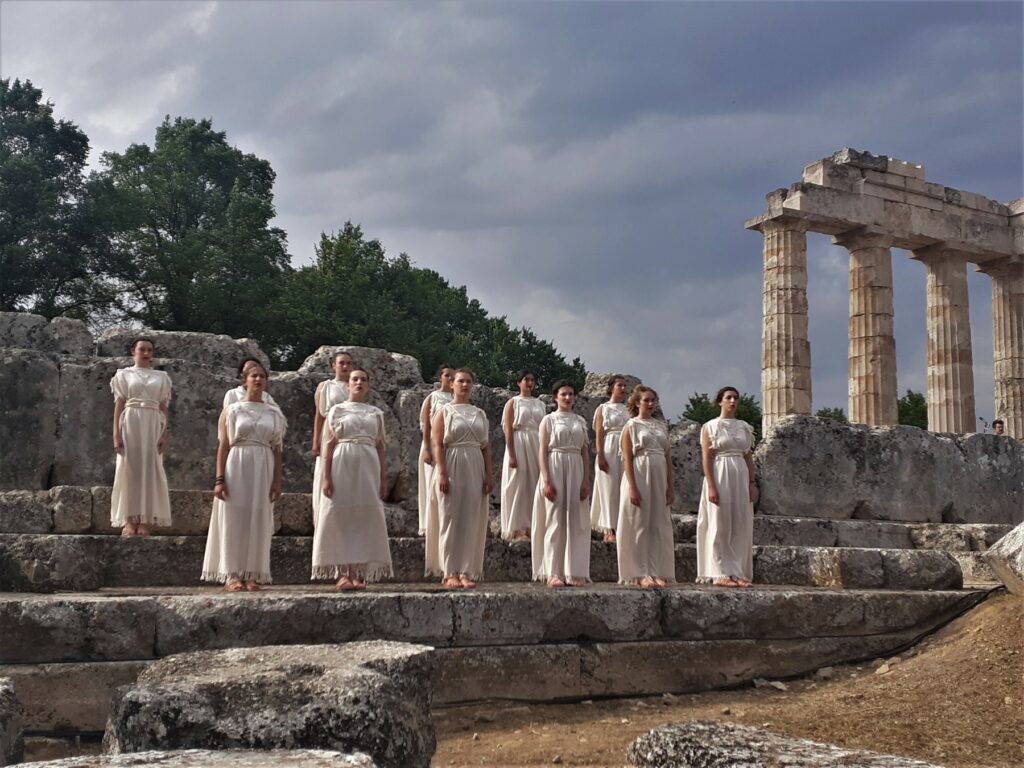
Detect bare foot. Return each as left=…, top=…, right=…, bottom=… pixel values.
left=713, top=577, right=740, bottom=587
left=653, top=577, right=668, bottom=589
left=603, top=531, right=616, bottom=543
left=548, top=577, right=566, bottom=589
left=639, top=576, right=658, bottom=589
left=459, top=575, right=477, bottom=589
left=225, top=580, right=245, bottom=593
left=353, top=578, right=367, bottom=590
left=736, top=578, right=754, bottom=588
left=245, top=581, right=261, bottom=592
left=135, top=524, right=150, bottom=537
left=120, top=523, right=137, bottom=537
left=513, top=531, right=530, bottom=542
left=443, top=576, right=462, bottom=590
left=568, top=578, right=586, bottom=588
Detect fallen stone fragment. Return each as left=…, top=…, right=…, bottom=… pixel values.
left=19, top=749, right=377, bottom=767
left=628, top=721, right=943, bottom=767
left=0, top=677, right=23, bottom=766
left=983, top=521, right=1024, bottom=595
left=103, top=641, right=435, bottom=768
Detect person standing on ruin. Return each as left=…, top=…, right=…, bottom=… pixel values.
left=311, top=351, right=353, bottom=524
left=110, top=337, right=172, bottom=536
left=223, top=357, right=278, bottom=410
left=590, top=375, right=630, bottom=543
left=500, top=369, right=545, bottom=541
left=417, top=365, right=455, bottom=536
left=617, top=385, right=675, bottom=588
left=202, top=362, right=286, bottom=592
left=696, top=386, right=757, bottom=588
left=533, top=380, right=592, bottom=588
left=426, top=369, right=493, bottom=589
left=314, top=369, right=393, bottom=589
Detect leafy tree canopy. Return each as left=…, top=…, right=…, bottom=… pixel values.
left=681, top=391, right=763, bottom=442
left=0, top=78, right=97, bottom=316
left=815, top=406, right=848, bottom=423
left=897, top=389, right=928, bottom=429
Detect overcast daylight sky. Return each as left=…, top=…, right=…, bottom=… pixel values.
left=2, top=0, right=1021, bottom=420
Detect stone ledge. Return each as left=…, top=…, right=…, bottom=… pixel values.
left=22, top=750, right=377, bottom=767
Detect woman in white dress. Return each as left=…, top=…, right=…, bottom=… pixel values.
left=417, top=365, right=455, bottom=535
left=590, top=375, right=629, bottom=543
left=110, top=337, right=172, bottom=536
left=315, top=369, right=393, bottom=590
left=618, top=386, right=675, bottom=588
left=500, top=369, right=545, bottom=541
left=311, top=351, right=353, bottom=523
left=202, top=362, right=286, bottom=592
left=427, top=369, right=494, bottom=590
left=533, top=380, right=591, bottom=588
left=696, top=386, right=757, bottom=588
left=223, top=357, right=278, bottom=410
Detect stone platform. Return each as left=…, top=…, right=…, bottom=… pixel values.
left=0, top=583, right=988, bottom=756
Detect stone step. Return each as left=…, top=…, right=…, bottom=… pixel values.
left=0, top=534, right=963, bottom=592
left=0, top=585, right=987, bottom=738
left=1, top=487, right=1012, bottom=554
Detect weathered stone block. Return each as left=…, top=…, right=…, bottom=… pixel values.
left=0, top=349, right=59, bottom=490
left=669, top=419, right=703, bottom=513
left=0, top=490, right=52, bottom=533
left=984, top=521, right=1024, bottom=594
left=95, top=329, right=268, bottom=369
left=628, top=720, right=942, bottom=767
left=19, top=750, right=378, bottom=767
left=104, top=641, right=436, bottom=768
left=298, top=346, right=422, bottom=398
left=0, top=312, right=91, bottom=356
left=0, top=677, right=24, bottom=766
left=434, top=645, right=581, bottom=703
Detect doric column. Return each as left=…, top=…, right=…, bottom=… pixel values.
left=759, top=218, right=811, bottom=435
left=979, top=257, right=1024, bottom=438
left=912, top=246, right=976, bottom=433
left=833, top=229, right=898, bottom=426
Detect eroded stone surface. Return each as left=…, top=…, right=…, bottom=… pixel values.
left=0, top=676, right=23, bottom=766
left=104, top=641, right=435, bottom=768
left=0, top=312, right=91, bottom=356
left=22, top=750, right=377, bottom=767
left=0, top=349, right=59, bottom=491
left=628, top=720, right=941, bottom=767
left=94, top=329, right=268, bottom=369
left=983, top=521, right=1024, bottom=594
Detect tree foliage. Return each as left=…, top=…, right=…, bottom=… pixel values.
left=0, top=78, right=98, bottom=316
left=681, top=391, right=763, bottom=442
left=814, top=406, right=848, bottom=423
left=273, top=223, right=585, bottom=388
left=897, top=389, right=928, bottom=429
left=88, top=116, right=291, bottom=340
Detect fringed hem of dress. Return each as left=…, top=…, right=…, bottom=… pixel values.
left=591, top=525, right=615, bottom=535
left=425, top=568, right=484, bottom=580
left=110, top=512, right=173, bottom=527
left=694, top=576, right=749, bottom=584
left=500, top=529, right=530, bottom=541
left=619, top=577, right=678, bottom=586
left=311, top=562, right=394, bottom=583
left=533, top=573, right=592, bottom=583
left=201, top=570, right=273, bottom=584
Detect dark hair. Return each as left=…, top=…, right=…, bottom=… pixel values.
left=715, top=386, right=740, bottom=405
left=606, top=375, right=627, bottom=396
left=237, top=357, right=263, bottom=378
left=992, top=419, right=1004, bottom=428
left=514, top=369, right=537, bottom=386
left=627, top=385, right=658, bottom=417
left=435, top=364, right=454, bottom=380
left=551, top=379, right=576, bottom=397
left=454, top=367, right=476, bottom=383
left=332, top=350, right=354, bottom=365
left=129, top=337, right=155, bottom=354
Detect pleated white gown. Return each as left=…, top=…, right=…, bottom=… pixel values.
left=110, top=367, right=172, bottom=527
left=312, top=401, right=393, bottom=582
left=617, top=417, right=675, bottom=583
left=201, top=401, right=287, bottom=584
left=696, top=417, right=755, bottom=583
left=312, top=380, right=349, bottom=521
left=425, top=403, right=490, bottom=579
left=532, top=411, right=590, bottom=582
left=417, top=390, right=453, bottom=535
left=500, top=395, right=545, bottom=538
left=589, top=402, right=629, bottom=534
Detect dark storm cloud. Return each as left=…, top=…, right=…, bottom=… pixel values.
left=2, top=0, right=1020, bottom=418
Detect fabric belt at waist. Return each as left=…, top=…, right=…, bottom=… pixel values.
left=550, top=446, right=581, bottom=454
left=604, top=428, right=624, bottom=435
left=635, top=448, right=666, bottom=457
left=338, top=436, right=375, bottom=446
left=715, top=450, right=746, bottom=458
left=125, top=398, right=161, bottom=410
left=446, top=441, right=481, bottom=449
left=513, top=426, right=539, bottom=432
left=232, top=438, right=272, bottom=449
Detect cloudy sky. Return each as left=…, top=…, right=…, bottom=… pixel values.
left=2, top=0, right=1021, bottom=421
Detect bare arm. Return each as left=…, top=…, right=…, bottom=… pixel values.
left=321, top=436, right=338, bottom=497
left=621, top=426, right=640, bottom=507
left=594, top=406, right=608, bottom=472
left=158, top=402, right=169, bottom=453
left=377, top=435, right=387, bottom=500
left=312, top=382, right=325, bottom=455
left=745, top=451, right=757, bottom=504
left=701, top=427, right=719, bottom=505
left=270, top=446, right=283, bottom=502
left=420, top=394, right=434, bottom=464
left=482, top=443, right=494, bottom=496
left=502, top=400, right=517, bottom=468
left=539, top=419, right=556, bottom=502
left=213, top=412, right=230, bottom=500
left=580, top=442, right=592, bottom=501
left=112, top=397, right=126, bottom=454
left=432, top=411, right=449, bottom=494
left=665, top=440, right=675, bottom=506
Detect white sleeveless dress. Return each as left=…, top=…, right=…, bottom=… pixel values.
left=589, top=401, right=629, bottom=534
left=110, top=366, right=172, bottom=527
left=417, top=389, right=454, bottom=535
left=617, top=417, right=675, bottom=583
left=500, top=395, right=546, bottom=538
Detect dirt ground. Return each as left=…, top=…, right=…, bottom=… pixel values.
left=434, top=591, right=1023, bottom=767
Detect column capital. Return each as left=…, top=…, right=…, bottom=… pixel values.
left=832, top=227, right=893, bottom=251
left=746, top=214, right=811, bottom=235
left=975, top=254, right=1024, bottom=276
left=910, top=243, right=972, bottom=263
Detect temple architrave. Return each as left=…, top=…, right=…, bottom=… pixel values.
left=747, top=148, right=1023, bottom=439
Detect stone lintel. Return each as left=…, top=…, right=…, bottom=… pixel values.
left=975, top=254, right=1024, bottom=275
left=832, top=227, right=894, bottom=250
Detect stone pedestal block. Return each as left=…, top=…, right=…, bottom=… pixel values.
left=983, top=521, right=1024, bottom=595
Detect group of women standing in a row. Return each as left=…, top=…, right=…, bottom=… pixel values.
left=110, top=341, right=757, bottom=593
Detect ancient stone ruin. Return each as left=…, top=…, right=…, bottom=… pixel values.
left=748, top=148, right=1024, bottom=437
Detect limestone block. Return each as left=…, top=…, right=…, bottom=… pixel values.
left=627, top=721, right=942, bottom=767
left=20, top=750, right=378, bottom=767
left=983, top=521, right=1024, bottom=594
left=581, top=372, right=641, bottom=398
left=0, top=349, right=59, bottom=490
left=95, top=329, right=268, bottom=369
left=391, top=387, right=433, bottom=503
left=434, top=644, right=580, bottom=703
left=0, top=677, right=24, bottom=766
left=669, top=420, right=703, bottom=513
left=103, top=641, right=436, bottom=768
left=51, top=486, right=93, bottom=533
left=0, top=490, right=52, bottom=533
left=951, top=552, right=998, bottom=584
left=297, top=346, right=422, bottom=398
left=0, top=312, right=92, bottom=356
left=831, top=147, right=889, bottom=173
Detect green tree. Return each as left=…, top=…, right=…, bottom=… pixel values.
left=273, top=223, right=586, bottom=388
left=89, top=116, right=290, bottom=339
left=681, top=391, right=763, bottom=442
left=815, top=406, right=848, bottom=423
left=897, top=389, right=928, bottom=428
left=0, top=78, right=100, bottom=316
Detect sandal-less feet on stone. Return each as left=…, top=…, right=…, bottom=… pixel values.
left=245, top=581, right=261, bottom=592
left=121, top=523, right=137, bottom=537
left=547, top=577, right=566, bottom=588
left=568, top=578, right=586, bottom=588
left=225, top=580, right=245, bottom=593
left=442, top=576, right=462, bottom=590
left=459, top=575, right=477, bottom=589
left=653, top=577, right=668, bottom=589
left=639, top=576, right=658, bottom=589
left=713, top=577, right=740, bottom=587
left=336, top=576, right=356, bottom=591
left=603, top=532, right=616, bottom=543
left=135, top=524, right=150, bottom=537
